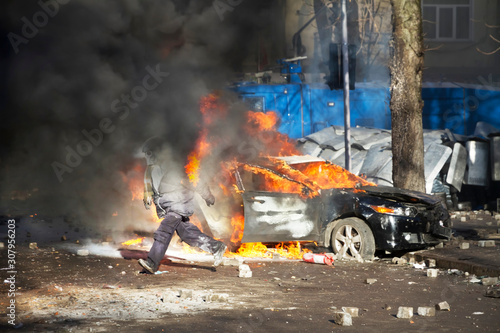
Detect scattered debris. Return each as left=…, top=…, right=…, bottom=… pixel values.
left=365, top=278, right=377, bottom=285
left=427, top=269, right=439, bottom=278
left=179, top=290, right=193, bottom=299
left=472, top=312, right=484, bottom=315
left=481, top=277, right=499, bottom=286
left=102, top=284, right=119, bottom=289
left=29, top=242, right=38, bottom=250
left=302, top=253, right=334, bottom=265
left=413, top=262, right=426, bottom=269
left=239, top=264, right=252, bottom=278
left=478, top=240, right=495, bottom=247
left=425, top=259, right=436, bottom=268
left=333, top=311, right=352, bottom=326
left=155, top=270, right=168, bottom=275
left=397, top=307, right=413, bottom=319
left=342, top=307, right=359, bottom=318
left=459, top=242, right=470, bottom=250
left=0, top=242, right=4, bottom=249
left=468, top=276, right=482, bottom=284
left=485, top=288, right=500, bottom=298
left=392, top=257, right=407, bottom=265
left=61, top=235, right=67, bottom=241
left=436, top=301, right=451, bottom=311
left=202, top=293, right=229, bottom=303
left=417, top=307, right=436, bottom=317
left=77, top=249, right=89, bottom=256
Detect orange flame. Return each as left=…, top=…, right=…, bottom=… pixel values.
left=121, top=237, right=145, bottom=246
left=121, top=93, right=375, bottom=260
left=230, top=241, right=311, bottom=259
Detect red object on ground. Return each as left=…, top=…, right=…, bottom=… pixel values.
left=302, top=253, right=335, bottom=266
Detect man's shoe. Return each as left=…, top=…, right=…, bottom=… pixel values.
left=213, top=242, right=227, bottom=267
left=138, top=258, right=155, bottom=274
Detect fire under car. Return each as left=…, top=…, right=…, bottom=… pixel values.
left=232, top=155, right=452, bottom=260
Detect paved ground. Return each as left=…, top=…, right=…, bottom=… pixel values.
left=0, top=211, right=499, bottom=332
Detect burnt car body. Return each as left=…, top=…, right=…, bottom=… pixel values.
left=235, top=156, right=451, bottom=259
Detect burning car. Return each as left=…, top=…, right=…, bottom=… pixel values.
left=232, top=155, right=451, bottom=260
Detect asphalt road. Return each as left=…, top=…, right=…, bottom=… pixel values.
left=0, top=240, right=499, bottom=333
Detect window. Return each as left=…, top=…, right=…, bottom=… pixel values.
left=242, top=96, right=265, bottom=112
left=422, top=0, right=472, bottom=41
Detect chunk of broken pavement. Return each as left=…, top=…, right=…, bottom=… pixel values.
left=342, top=307, right=359, bottom=317
left=417, top=307, right=436, bottom=317
left=392, top=257, right=407, bottom=265
left=396, top=307, right=413, bottom=319
left=427, top=269, right=439, bottom=278
left=179, top=289, right=193, bottom=299
left=77, top=249, right=89, bottom=256
left=333, top=311, right=352, bottom=326
left=478, top=240, right=495, bottom=247
left=239, top=264, right=252, bottom=278
left=436, top=301, right=450, bottom=311
left=481, top=277, right=499, bottom=286
left=459, top=242, right=469, bottom=250
left=365, top=278, right=377, bottom=284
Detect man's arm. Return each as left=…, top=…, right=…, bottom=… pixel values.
left=196, top=182, right=215, bottom=206
left=143, top=165, right=154, bottom=210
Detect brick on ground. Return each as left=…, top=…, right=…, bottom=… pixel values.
left=478, top=240, right=496, bottom=247
left=418, top=307, right=436, bottom=317
left=397, top=307, right=413, bottom=319
left=342, top=307, right=359, bottom=317
left=436, top=301, right=450, bottom=311
left=333, top=311, right=352, bottom=326
left=481, top=277, right=499, bottom=286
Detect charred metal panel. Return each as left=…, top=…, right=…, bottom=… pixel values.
left=464, top=140, right=489, bottom=186
left=241, top=191, right=320, bottom=243
left=445, top=143, right=467, bottom=191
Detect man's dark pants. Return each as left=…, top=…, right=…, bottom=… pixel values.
left=147, top=211, right=221, bottom=270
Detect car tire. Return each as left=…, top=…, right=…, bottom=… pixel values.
left=331, top=218, right=375, bottom=260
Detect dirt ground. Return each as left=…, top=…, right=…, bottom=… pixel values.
left=1, top=239, right=499, bottom=333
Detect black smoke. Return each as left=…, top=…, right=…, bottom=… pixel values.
left=0, top=0, right=272, bottom=233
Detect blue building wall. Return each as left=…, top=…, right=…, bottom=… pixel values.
left=232, top=82, right=500, bottom=138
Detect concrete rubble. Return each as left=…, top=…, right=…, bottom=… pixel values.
left=365, top=278, right=377, bottom=284
left=77, top=249, right=89, bottom=256
left=396, top=307, right=413, bottom=319
left=478, top=240, right=496, bottom=247
left=239, top=264, right=252, bottom=278
left=417, top=306, right=436, bottom=317
left=333, top=311, right=353, bottom=326
left=427, top=269, right=439, bottom=277
left=481, top=277, right=499, bottom=286
left=342, top=307, right=359, bottom=317
left=459, top=242, right=470, bottom=250
left=436, top=301, right=451, bottom=311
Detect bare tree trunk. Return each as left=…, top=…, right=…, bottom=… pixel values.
left=389, top=0, right=425, bottom=192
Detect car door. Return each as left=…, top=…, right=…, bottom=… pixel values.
left=241, top=191, right=320, bottom=243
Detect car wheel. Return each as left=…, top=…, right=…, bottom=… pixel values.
left=331, top=218, right=375, bottom=260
